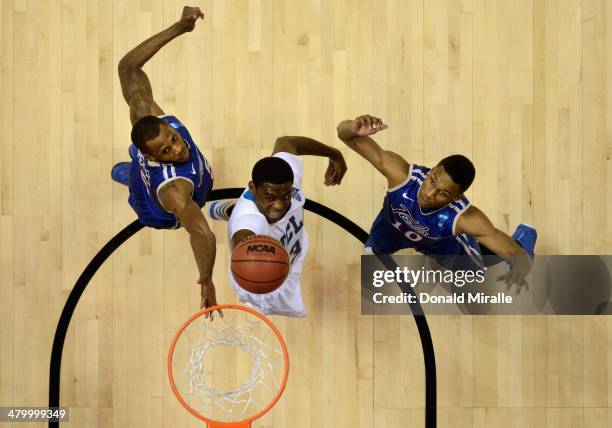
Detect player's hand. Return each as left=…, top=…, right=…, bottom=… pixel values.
left=350, top=114, right=388, bottom=137
left=324, top=151, right=347, bottom=186
left=178, top=6, right=204, bottom=33
left=198, top=276, right=223, bottom=319
left=497, top=257, right=531, bottom=295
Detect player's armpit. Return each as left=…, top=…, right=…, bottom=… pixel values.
left=157, top=180, right=207, bottom=234
left=158, top=180, right=212, bottom=238
left=231, top=229, right=256, bottom=251
left=118, top=67, right=164, bottom=125
left=157, top=179, right=193, bottom=213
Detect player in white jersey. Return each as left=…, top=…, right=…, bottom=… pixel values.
left=209, top=137, right=347, bottom=317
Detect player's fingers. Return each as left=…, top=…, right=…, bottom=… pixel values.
left=513, top=277, right=526, bottom=295
left=324, top=167, right=332, bottom=183
left=500, top=273, right=512, bottom=289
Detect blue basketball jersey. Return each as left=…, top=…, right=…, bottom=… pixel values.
left=128, top=115, right=213, bottom=229
left=381, top=164, right=471, bottom=246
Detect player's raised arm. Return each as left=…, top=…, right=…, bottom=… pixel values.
left=455, top=206, right=532, bottom=293
left=337, top=114, right=410, bottom=188
left=158, top=179, right=221, bottom=316
left=273, top=136, right=348, bottom=186
left=118, top=6, right=204, bottom=125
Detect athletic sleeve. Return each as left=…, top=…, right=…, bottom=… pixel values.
left=273, top=152, right=304, bottom=189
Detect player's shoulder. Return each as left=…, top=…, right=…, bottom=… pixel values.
left=409, top=164, right=430, bottom=181
left=272, top=151, right=300, bottom=161
left=458, top=204, right=484, bottom=220
left=229, top=189, right=269, bottom=235
left=454, top=204, right=494, bottom=236
left=232, top=189, right=264, bottom=217
left=158, top=114, right=185, bottom=128
left=388, top=163, right=429, bottom=192
left=272, top=151, right=305, bottom=191
left=448, top=196, right=471, bottom=216
left=454, top=205, right=492, bottom=231
left=150, top=162, right=195, bottom=186
left=273, top=151, right=303, bottom=171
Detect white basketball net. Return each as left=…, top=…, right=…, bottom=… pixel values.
left=171, top=309, right=286, bottom=423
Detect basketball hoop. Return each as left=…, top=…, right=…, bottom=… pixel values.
left=168, top=304, right=289, bottom=427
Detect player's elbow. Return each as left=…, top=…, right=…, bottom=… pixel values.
left=117, top=59, right=128, bottom=75
left=117, top=57, right=136, bottom=75
left=337, top=120, right=354, bottom=142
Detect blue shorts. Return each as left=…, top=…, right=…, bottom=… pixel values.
left=128, top=170, right=179, bottom=229
left=365, top=210, right=484, bottom=271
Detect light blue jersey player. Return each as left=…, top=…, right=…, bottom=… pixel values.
left=207, top=135, right=348, bottom=317
left=111, top=6, right=221, bottom=315
left=337, top=114, right=537, bottom=292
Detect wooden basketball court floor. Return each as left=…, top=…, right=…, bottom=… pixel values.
left=1, top=0, right=612, bottom=427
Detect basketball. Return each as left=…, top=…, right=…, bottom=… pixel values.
left=231, top=235, right=290, bottom=294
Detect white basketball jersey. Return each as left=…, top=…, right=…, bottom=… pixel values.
left=227, top=152, right=309, bottom=317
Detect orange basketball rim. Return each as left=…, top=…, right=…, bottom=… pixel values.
left=168, top=304, right=289, bottom=428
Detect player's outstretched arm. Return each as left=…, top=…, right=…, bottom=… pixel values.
left=273, top=136, right=347, bottom=186
left=118, top=6, right=204, bottom=124
left=337, top=114, right=410, bottom=188
left=158, top=179, right=222, bottom=317
left=455, top=206, right=532, bottom=294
